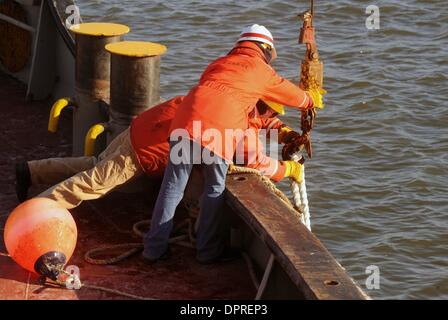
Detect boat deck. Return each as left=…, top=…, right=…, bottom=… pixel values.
left=0, top=73, right=256, bottom=300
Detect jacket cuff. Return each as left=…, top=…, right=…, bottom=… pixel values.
left=270, top=160, right=286, bottom=182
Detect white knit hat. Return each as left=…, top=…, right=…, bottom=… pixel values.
left=237, top=24, right=274, bottom=48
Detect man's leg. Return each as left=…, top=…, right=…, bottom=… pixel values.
left=196, top=160, right=229, bottom=262
left=25, top=128, right=131, bottom=186
left=28, top=157, right=97, bottom=186
left=143, top=140, right=194, bottom=260
left=16, top=156, right=96, bottom=202
left=38, top=129, right=142, bottom=209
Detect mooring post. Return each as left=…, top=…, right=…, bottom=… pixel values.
left=104, top=41, right=167, bottom=142
left=69, top=22, right=130, bottom=156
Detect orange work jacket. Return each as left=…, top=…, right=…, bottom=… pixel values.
left=131, top=96, right=286, bottom=181
left=169, top=41, right=310, bottom=161
left=130, top=97, right=183, bottom=179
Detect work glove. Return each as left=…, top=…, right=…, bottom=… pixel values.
left=282, top=141, right=305, bottom=161
left=305, top=87, right=327, bottom=109
left=283, top=160, right=303, bottom=183
left=278, top=126, right=301, bottom=144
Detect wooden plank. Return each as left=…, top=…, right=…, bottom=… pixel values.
left=226, top=173, right=370, bottom=300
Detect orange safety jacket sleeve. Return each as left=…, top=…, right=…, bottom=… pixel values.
left=260, top=117, right=286, bottom=135
left=241, top=116, right=288, bottom=182
left=259, top=66, right=311, bottom=110
left=263, top=118, right=295, bottom=142
left=242, top=130, right=285, bottom=182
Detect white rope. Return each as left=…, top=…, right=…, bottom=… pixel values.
left=290, top=153, right=311, bottom=231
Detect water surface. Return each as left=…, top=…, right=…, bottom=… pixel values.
left=77, top=0, right=448, bottom=299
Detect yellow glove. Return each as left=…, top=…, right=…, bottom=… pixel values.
left=306, top=87, right=327, bottom=109
left=284, top=160, right=303, bottom=183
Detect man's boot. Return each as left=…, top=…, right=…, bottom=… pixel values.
left=15, top=162, right=31, bottom=203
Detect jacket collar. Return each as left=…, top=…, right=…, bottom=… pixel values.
left=228, top=41, right=268, bottom=63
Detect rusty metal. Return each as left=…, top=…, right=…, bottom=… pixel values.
left=282, top=131, right=310, bottom=161
left=284, top=0, right=324, bottom=160
left=110, top=54, right=161, bottom=115
left=107, top=53, right=162, bottom=142
left=225, top=174, right=370, bottom=299
left=75, top=34, right=120, bottom=101
left=298, top=0, right=323, bottom=87
left=72, top=32, right=125, bottom=156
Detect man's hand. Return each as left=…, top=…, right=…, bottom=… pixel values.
left=282, top=140, right=305, bottom=160
left=305, top=87, right=327, bottom=109
left=278, top=126, right=301, bottom=144
left=283, top=160, right=303, bottom=183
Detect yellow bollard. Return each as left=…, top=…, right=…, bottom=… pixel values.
left=68, top=22, right=130, bottom=156
left=105, top=41, right=167, bottom=142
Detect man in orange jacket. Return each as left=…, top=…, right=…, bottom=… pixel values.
left=143, top=24, right=324, bottom=264
left=15, top=96, right=303, bottom=209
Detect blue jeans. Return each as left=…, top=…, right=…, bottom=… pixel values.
left=143, top=139, right=229, bottom=261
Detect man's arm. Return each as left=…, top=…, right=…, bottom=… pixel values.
left=242, top=129, right=285, bottom=182
left=260, top=66, right=312, bottom=110
left=261, top=117, right=300, bottom=145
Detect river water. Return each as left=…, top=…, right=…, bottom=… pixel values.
left=76, top=0, right=448, bottom=299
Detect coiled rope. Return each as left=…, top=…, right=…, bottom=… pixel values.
left=73, top=212, right=261, bottom=299
left=83, top=219, right=195, bottom=265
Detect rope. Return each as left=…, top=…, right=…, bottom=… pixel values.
left=13, top=216, right=196, bottom=300
left=47, top=270, right=156, bottom=301
left=42, top=249, right=260, bottom=301
left=1, top=248, right=157, bottom=300
left=290, top=154, right=311, bottom=231
left=64, top=219, right=258, bottom=300
left=81, top=283, right=156, bottom=300
left=227, top=160, right=311, bottom=231
left=72, top=177, right=264, bottom=299
left=227, top=164, right=303, bottom=220
left=84, top=217, right=196, bottom=265
left=299, top=171, right=311, bottom=229
left=84, top=243, right=143, bottom=265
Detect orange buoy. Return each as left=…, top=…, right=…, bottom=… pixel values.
left=4, top=198, right=77, bottom=280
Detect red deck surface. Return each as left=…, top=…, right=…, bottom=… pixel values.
left=0, top=73, right=256, bottom=300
